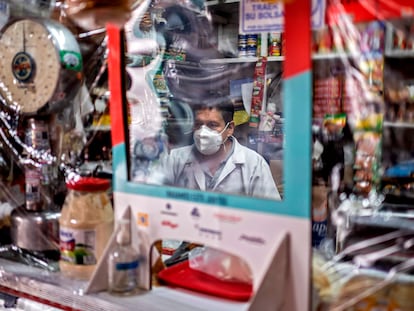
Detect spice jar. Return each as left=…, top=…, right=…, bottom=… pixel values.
left=59, top=177, right=113, bottom=280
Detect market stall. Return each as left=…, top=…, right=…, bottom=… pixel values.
left=0, top=1, right=413, bottom=311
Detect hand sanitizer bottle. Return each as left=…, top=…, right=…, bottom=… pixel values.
left=108, top=219, right=139, bottom=295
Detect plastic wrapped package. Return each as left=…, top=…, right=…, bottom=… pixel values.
left=188, top=246, right=252, bottom=284
left=157, top=245, right=253, bottom=302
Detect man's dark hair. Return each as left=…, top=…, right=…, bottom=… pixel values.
left=192, top=95, right=234, bottom=124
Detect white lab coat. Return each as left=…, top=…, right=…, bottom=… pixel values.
left=163, top=137, right=281, bottom=200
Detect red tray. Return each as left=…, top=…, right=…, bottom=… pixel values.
left=157, top=260, right=253, bottom=301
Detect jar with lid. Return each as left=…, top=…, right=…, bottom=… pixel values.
left=59, top=177, right=114, bottom=280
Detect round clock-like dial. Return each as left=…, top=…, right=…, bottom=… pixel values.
left=0, top=19, right=61, bottom=114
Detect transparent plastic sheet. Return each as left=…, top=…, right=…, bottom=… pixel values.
left=121, top=0, right=285, bottom=301
left=311, top=1, right=414, bottom=310
left=124, top=0, right=283, bottom=200
left=0, top=2, right=127, bottom=304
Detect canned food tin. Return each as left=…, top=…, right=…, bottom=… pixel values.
left=247, top=34, right=258, bottom=46
left=238, top=45, right=247, bottom=57
left=25, top=118, right=50, bottom=151
left=25, top=166, right=42, bottom=211
left=238, top=34, right=247, bottom=45
left=247, top=45, right=257, bottom=57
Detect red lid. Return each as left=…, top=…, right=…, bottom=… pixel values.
left=66, top=177, right=111, bottom=192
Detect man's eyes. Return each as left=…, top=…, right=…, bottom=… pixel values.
left=207, top=122, right=220, bottom=128
left=194, top=122, right=220, bottom=129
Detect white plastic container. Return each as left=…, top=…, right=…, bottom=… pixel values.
left=59, top=177, right=113, bottom=280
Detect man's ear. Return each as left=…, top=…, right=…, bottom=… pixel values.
left=227, top=121, right=235, bottom=136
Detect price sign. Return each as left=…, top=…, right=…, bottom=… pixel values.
left=240, top=0, right=326, bottom=33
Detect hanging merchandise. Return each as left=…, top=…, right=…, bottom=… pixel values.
left=59, top=177, right=113, bottom=280
left=249, top=57, right=268, bottom=128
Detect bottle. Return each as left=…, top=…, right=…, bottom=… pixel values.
left=59, top=177, right=114, bottom=280
left=108, top=219, right=139, bottom=295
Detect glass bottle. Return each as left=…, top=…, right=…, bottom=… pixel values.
left=108, top=218, right=139, bottom=295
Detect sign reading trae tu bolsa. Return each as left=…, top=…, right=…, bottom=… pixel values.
left=240, top=0, right=325, bottom=33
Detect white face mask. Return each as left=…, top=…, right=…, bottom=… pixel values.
left=193, top=124, right=229, bottom=155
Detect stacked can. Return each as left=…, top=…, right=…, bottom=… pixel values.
left=238, top=34, right=258, bottom=57
left=247, top=34, right=258, bottom=57
left=238, top=34, right=247, bottom=57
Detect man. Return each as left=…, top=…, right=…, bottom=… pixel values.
left=163, top=97, right=281, bottom=200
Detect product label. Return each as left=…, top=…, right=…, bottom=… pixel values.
left=25, top=167, right=41, bottom=206
left=115, top=260, right=139, bottom=271
left=240, top=0, right=326, bottom=33
left=59, top=227, right=97, bottom=265
left=60, top=50, right=83, bottom=72
left=312, top=221, right=327, bottom=248
left=312, top=185, right=328, bottom=247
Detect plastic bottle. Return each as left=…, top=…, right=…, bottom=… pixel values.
left=59, top=177, right=113, bottom=280
left=108, top=219, right=139, bottom=295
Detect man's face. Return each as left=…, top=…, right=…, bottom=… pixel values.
left=193, top=107, right=234, bottom=138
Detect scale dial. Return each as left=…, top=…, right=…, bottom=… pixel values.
left=0, top=18, right=82, bottom=115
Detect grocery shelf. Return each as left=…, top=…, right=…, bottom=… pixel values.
left=385, top=50, right=414, bottom=58
left=312, top=51, right=362, bottom=60
left=200, top=56, right=284, bottom=64
left=87, top=125, right=111, bottom=132
left=349, top=212, right=414, bottom=231
left=205, top=0, right=240, bottom=6
left=383, top=121, right=414, bottom=128
left=202, top=53, right=371, bottom=64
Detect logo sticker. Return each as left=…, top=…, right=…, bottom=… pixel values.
left=137, top=212, right=149, bottom=227
left=60, top=50, right=82, bottom=71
